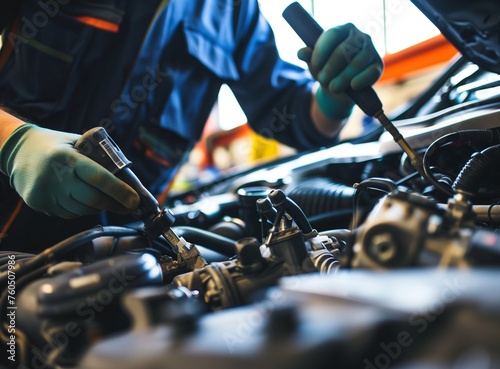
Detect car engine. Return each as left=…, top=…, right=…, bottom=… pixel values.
left=3, top=53, right=500, bottom=369
left=3, top=0, right=500, bottom=367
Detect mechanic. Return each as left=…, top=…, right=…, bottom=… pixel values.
left=0, top=0, right=383, bottom=252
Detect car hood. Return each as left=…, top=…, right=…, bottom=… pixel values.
left=411, top=0, right=500, bottom=74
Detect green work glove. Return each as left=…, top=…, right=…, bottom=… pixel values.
left=298, top=23, right=383, bottom=120
left=0, top=124, right=140, bottom=218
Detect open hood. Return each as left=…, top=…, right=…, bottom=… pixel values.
left=411, top=0, right=500, bottom=74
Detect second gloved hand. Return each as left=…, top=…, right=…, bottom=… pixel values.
left=298, top=23, right=383, bottom=120
left=0, top=124, right=140, bottom=218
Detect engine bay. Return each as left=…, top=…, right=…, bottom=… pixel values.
left=3, top=52, right=500, bottom=368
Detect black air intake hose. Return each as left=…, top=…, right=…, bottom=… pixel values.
left=286, top=178, right=356, bottom=216
left=453, top=144, right=500, bottom=196
left=423, top=128, right=500, bottom=196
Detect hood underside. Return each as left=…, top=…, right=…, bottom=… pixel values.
left=411, top=0, right=500, bottom=74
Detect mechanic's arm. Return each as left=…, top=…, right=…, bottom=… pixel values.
left=309, top=85, right=351, bottom=139
left=0, top=109, right=140, bottom=218
left=229, top=3, right=382, bottom=150
left=304, top=23, right=383, bottom=138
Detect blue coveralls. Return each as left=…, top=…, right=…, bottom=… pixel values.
left=0, top=0, right=336, bottom=251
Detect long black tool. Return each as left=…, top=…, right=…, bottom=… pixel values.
left=282, top=2, right=425, bottom=178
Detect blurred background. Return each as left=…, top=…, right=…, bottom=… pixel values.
left=172, top=0, right=458, bottom=193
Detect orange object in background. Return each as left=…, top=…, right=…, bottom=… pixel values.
left=205, top=123, right=252, bottom=159
left=379, top=34, right=458, bottom=84
left=205, top=123, right=253, bottom=169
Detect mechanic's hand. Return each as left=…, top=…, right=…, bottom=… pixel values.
left=0, top=124, right=140, bottom=218
left=298, top=23, right=383, bottom=119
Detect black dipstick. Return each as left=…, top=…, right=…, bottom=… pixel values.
left=283, top=2, right=426, bottom=178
